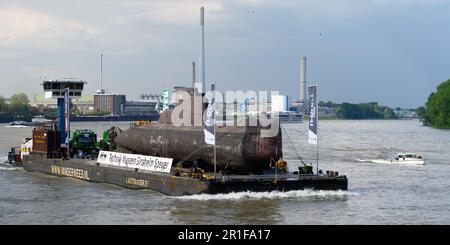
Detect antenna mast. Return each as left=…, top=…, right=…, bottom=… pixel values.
left=100, top=54, right=103, bottom=93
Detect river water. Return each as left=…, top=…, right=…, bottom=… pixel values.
left=0, top=120, right=449, bottom=224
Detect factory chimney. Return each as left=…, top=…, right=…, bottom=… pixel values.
left=100, top=54, right=103, bottom=93
left=97, top=54, right=105, bottom=94
left=192, top=61, right=196, bottom=89
left=196, top=6, right=206, bottom=94
left=300, top=56, right=307, bottom=105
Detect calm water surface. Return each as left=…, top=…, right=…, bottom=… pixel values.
left=0, top=120, right=449, bottom=224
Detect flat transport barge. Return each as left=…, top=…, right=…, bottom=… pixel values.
left=23, top=154, right=348, bottom=196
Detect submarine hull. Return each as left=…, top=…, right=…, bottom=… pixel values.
left=114, top=124, right=282, bottom=174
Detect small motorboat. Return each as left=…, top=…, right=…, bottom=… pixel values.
left=8, top=121, right=33, bottom=127
left=391, top=153, right=425, bottom=165
left=32, top=115, right=52, bottom=123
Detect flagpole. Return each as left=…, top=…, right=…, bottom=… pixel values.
left=307, top=85, right=319, bottom=175
left=214, top=132, right=217, bottom=179
left=316, top=85, right=319, bottom=175
left=68, top=88, right=70, bottom=159
left=213, top=83, right=217, bottom=179
left=66, top=87, right=70, bottom=159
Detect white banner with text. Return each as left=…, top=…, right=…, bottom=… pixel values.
left=97, top=151, right=173, bottom=173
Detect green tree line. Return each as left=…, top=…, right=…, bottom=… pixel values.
left=319, top=101, right=397, bottom=119
left=1, top=93, right=112, bottom=123
left=417, top=79, right=450, bottom=129
left=0, top=93, right=39, bottom=122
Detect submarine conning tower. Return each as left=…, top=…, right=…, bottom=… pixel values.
left=42, top=79, right=86, bottom=147
left=158, top=86, right=207, bottom=126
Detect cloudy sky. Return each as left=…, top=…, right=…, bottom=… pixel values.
left=1, top=0, right=449, bottom=108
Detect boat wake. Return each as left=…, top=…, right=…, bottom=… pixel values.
left=0, top=166, right=21, bottom=171
left=357, top=159, right=393, bottom=164
left=0, top=156, right=20, bottom=171
left=0, top=163, right=21, bottom=171
left=175, top=189, right=359, bottom=201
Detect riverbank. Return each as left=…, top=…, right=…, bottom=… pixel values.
left=0, top=115, right=159, bottom=123
left=303, top=116, right=413, bottom=121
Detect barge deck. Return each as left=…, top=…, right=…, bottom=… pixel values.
left=23, top=154, right=348, bottom=196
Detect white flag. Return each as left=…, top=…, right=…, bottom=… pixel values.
left=204, top=83, right=215, bottom=145
left=308, top=85, right=318, bottom=145
left=64, top=87, right=70, bottom=146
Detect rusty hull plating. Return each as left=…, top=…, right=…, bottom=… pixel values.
left=115, top=123, right=282, bottom=174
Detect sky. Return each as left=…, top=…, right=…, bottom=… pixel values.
left=1, top=0, right=450, bottom=108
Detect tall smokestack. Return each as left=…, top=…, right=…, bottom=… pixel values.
left=100, top=54, right=103, bottom=94
left=300, top=56, right=306, bottom=104
left=198, top=6, right=205, bottom=94
left=192, top=61, right=196, bottom=89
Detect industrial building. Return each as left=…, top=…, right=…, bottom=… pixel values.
left=31, top=95, right=94, bottom=112
left=393, top=108, right=417, bottom=119
left=121, top=101, right=158, bottom=116
left=93, top=94, right=126, bottom=116
left=271, top=95, right=289, bottom=112
left=93, top=92, right=163, bottom=116
left=140, top=94, right=162, bottom=102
